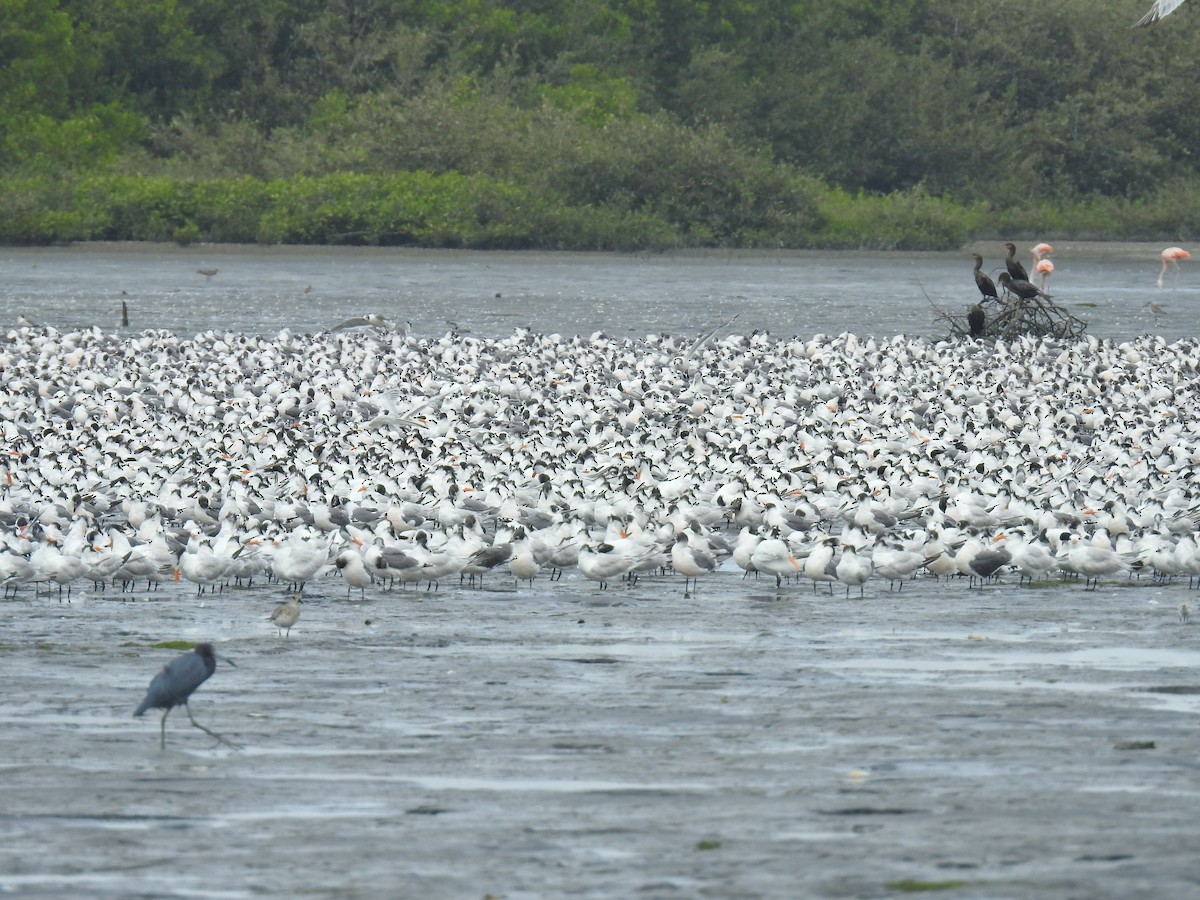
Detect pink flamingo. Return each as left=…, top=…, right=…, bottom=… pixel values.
left=1157, top=247, right=1191, bottom=289
left=1031, top=242, right=1053, bottom=283
left=1034, top=258, right=1054, bottom=291
left=1136, top=1, right=1189, bottom=26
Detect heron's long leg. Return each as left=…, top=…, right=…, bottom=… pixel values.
left=184, top=702, right=240, bottom=750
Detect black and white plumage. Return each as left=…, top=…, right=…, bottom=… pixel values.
left=1136, top=0, right=1188, bottom=27
left=133, top=643, right=238, bottom=749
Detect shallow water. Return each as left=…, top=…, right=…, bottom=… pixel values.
left=3, top=241, right=1200, bottom=898
left=3, top=566, right=1200, bottom=898
left=1, top=241, right=1196, bottom=341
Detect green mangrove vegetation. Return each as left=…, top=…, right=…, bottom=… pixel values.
left=3, top=1, right=1199, bottom=250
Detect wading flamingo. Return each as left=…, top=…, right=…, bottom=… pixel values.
left=1157, top=247, right=1191, bottom=289
left=1136, top=1, right=1189, bottom=26
left=1035, top=258, right=1054, bottom=291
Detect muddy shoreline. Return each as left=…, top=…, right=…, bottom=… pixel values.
left=3, top=567, right=1198, bottom=898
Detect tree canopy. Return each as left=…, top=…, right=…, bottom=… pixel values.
left=2, top=0, right=1197, bottom=249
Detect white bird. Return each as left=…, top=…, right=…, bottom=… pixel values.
left=268, top=533, right=333, bottom=591
left=1136, top=0, right=1188, bottom=27
left=332, top=313, right=392, bottom=332
left=670, top=532, right=717, bottom=592
left=362, top=384, right=463, bottom=430
left=802, top=537, right=839, bottom=592
left=508, top=531, right=541, bottom=585
left=749, top=530, right=805, bottom=589
left=965, top=542, right=1012, bottom=588
left=177, top=530, right=233, bottom=595
left=577, top=541, right=654, bottom=588
left=335, top=549, right=374, bottom=599
left=871, top=541, right=932, bottom=591
left=462, top=542, right=513, bottom=588
left=405, top=531, right=464, bottom=590
left=675, top=313, right=739, bottom=369
left=730, top=527, right=761, bottom=579
left=835, top=544, right=873, bottom=597
left=997, top=531, right=1057, bottom=583
left=1060, top=538, right=1132, bottom=591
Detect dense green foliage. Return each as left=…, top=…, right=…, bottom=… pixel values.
left=2, top=0, right=1198, bottom=249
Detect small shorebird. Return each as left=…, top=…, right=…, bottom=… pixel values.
left=269, top=593, right=303, bottom=637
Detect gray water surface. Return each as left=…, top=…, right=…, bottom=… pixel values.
left=3, top=241, right=1200, bottom=898
left=2, top=241, right=1195, bottom=341
left=3, top=570, right=1199, bottom=898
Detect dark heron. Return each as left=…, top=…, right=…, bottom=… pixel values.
left=133, top=643, right=239, bottom=750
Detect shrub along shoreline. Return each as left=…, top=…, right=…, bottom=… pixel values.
left=4, top=172, right=1199, bottom=252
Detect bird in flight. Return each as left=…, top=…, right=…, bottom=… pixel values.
left=1136, top=0, right=1188, bottom=26
left=332, top=313, right=394, bottom=333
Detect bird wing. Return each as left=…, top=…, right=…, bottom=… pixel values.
left=332, top=316, right=372, bottom=331
left=678, top=313, right=740, bottom=366
left=1136, top=0, right=1188, bottom=26
left=399, top=383, right=463, bottom=418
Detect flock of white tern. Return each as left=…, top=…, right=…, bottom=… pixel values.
left=3, top=320, right=1200, bottom=621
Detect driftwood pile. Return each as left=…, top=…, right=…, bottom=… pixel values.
left=937, top=293, right=1087, bottom=341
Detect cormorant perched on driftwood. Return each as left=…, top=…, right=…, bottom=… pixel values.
left=971, top=254, right=998, bottom=303
left=937, top=254, right=1085, bottom=340
left=967, top=303, right=986, bottom=338
left=997, top=272, right=1050, bottom=301
left=1003, top=243, right=1030, bottom=283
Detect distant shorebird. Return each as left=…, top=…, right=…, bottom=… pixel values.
left=1136, top=0, right=1189, bottom=27
left=269, top=593, right=302, bottom=637
left=133, top=643, right=238, bottom=750
left=196, top=268, right=219, bottom=279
